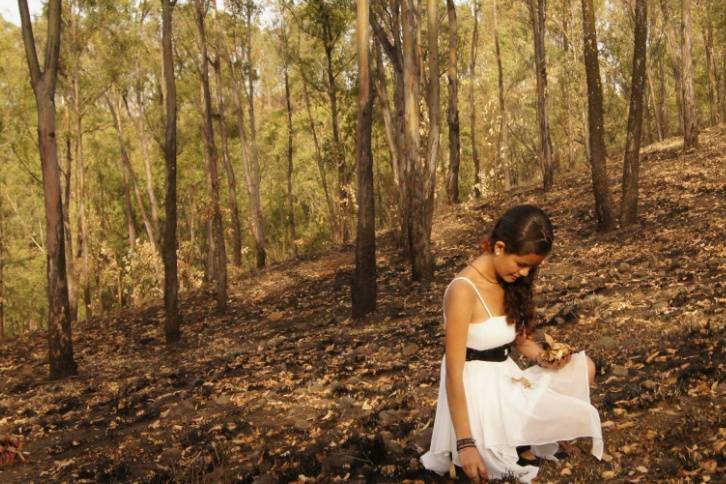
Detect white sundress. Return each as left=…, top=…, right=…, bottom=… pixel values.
left=420, top=277, right=604, bottom=483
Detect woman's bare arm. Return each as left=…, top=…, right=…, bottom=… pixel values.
left=444, top=283, right=477, bottom=440
left=515, top=332, right=571, bottom=369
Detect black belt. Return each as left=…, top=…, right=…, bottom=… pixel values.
left=466, top=344, right=511, bottom=362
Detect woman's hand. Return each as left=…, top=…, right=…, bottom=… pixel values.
left=536, top=351, right=572, bottom=370
left=459, top=446, right=488, bottom=482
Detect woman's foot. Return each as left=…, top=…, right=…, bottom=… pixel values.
left=516, top=446, right=538, bottom=466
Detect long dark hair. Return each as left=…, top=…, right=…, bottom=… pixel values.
left=482, top=205, right=554, bottom=335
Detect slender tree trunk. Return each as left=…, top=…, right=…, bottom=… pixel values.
left=469, top=0, right=481, bottom=198
left=352, top=0, right=376, bottom=318
left=245, top=3, right=266, bottom=268
left=493, top=0, right=510, bottom=190
left=370, top=9, right=408, bottom=254
left=161, top=0, right=179, bottom=343
left=656, top=51, right=669, bottom=136
left=660, top=0, right=684, bottom=135
left=527, top=0, right=555, bottom=191
left=680, top=0, right=699, bottom=149
left=322, top=29, right=349, bottom=244
left=194, top=0, right=227, bottom=310
left=62, top=112, right=78, bottom=320
left=581, top=0, right=615, bottom=231
left=445, top=0, right=460, bottom=204
left=19, top=0, right=77, bottom=378
left=212, top=57, right=243, bottom=267
left=0, top=196, right=4, bottom=340
left=282, top=29, right=297, bottom=256
left=621, top=0, right=647, bottom=226
left=299, top=66, right=337, bottom=232
left=106, top=94, right=159, bottom=251
left=646, top=68, right=664, bottom=141
left=701, top=1, right=720, bottom=125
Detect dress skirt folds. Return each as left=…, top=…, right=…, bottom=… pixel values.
left=420, top=350, right=603, bottom=483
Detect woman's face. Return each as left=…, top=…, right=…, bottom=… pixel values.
left=492, top=241, right=546, bottom=283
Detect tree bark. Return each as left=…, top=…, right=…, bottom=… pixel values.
left=212, top=56, right=243, bottom=267
left=244, top=2, right=267, bottom=269
left=352, top=0, right=376, bottom=318
left=581, top=0, right=615, bottom=231
left=700, top=1, right=720, bottom=125
left=106, top=93, right=159, bottom=251
left=194, top=0, right=227, bottom=311
left=281, top=22, right=297, bottom=257
left=18, top=0, right=77, bottom=378
left=493, top=0, right=510, bottom=190
left=469, top=0, right=481, bottom=198
left=0, top=195, right=5, bottom=340
left=680, top=0, right=699, bottom=149
left=620, top=0, right=647, bottom=227
left=660, top=0, right=684, bottom=135
left=161, top=0, right=179, bottom=343
left=526, top=0, right=555, bottom=191
left=445, top=0, right=460, bottom=204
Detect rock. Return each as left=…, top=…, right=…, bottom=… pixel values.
left=611, top=365, right=629, bottom=377
left=596, top=336, right=618, bottom=350
left=402, top=343, right=419, bottom=357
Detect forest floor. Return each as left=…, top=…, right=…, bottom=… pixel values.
left=1, top=125, right=725, bottom=483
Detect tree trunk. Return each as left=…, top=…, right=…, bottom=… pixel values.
left=527, top=0, right=555, bottom=191
left=245, top=3, right=267, bottom=269
left=19, top=0, right=77, bottom=378
left=352, top=0, right=376, bottom=318
left=106, top=93, right=158, bottom=251
left=194, top=0, right=227, bottom=311
left=701, top=1, right=720, bottom=125
left=282, top=26, right=297, bottom=257
left=660, top=0, right=684, bottom=135
left=680, top=0, right=699, bottom=149
left=322, top=23, right=349, bottom=244
left=212, top=56, right=243, bottom=267
left=646, top=68, right=664, bottom=141
left=401, top=0, right=439, bottom=281
left=469, top=0, right=481, bottom=198
left=620, top=0, right=647, bottom=227
left=371, top=8, right=408, bottom=255
left=161, top=0, right=179, bottom=343
left=0, top=195, right=4, bottom=340
left=493, top=0, right=510, bottom=190
left=581, top=0, right=616, bottom=231
left=61, top=112, right=78, bottom=320
left=299, top=62, right=337, bottom=232
left=445, top=0, right=460, bottom=204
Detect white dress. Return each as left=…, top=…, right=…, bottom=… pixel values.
left=420, top=277, right=603, bottom=483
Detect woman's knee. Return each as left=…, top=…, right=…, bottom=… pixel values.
left=586, top=356, right=596, bottom=386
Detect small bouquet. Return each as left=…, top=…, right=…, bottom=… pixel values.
left=537, top=333, right=574, bottom=367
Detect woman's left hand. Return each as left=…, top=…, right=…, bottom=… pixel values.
left=537, top=352, right=572, bottom=370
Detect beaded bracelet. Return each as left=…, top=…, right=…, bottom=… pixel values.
left=456, top=437, right=476, bottom=451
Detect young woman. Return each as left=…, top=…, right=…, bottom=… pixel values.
left=421, top=205, right=603, bottom=483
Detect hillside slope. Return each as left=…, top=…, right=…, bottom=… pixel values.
left=1, top=125, right=724, bottom=482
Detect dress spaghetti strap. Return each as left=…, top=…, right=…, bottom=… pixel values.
left=443, top=277, right=495, bottom=323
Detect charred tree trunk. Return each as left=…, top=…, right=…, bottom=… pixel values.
left=445, top=0, right=460, bottom=204
left=680, top=0, right=699, bottom=149
left=352, top=0, right=376, bottom=318
left=581, top=0, right=616, bottom=231
left=621, top=0, right=647, bottom=226
left=194, top=0, right=227, bottom=311
left=526, top=0, right=555, bottom=191
left=161, top=0, right=179, bottom=343
left=19, top=0, right=77, bottom=378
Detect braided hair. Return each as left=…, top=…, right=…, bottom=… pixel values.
left=481, top=205, right=554, bottom=336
